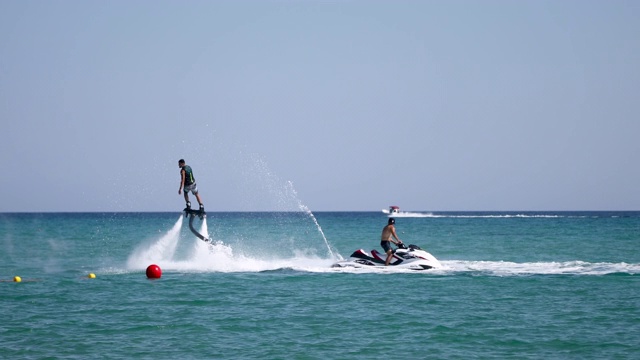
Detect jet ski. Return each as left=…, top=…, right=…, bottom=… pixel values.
left=332, top=243, right=441, bottom=270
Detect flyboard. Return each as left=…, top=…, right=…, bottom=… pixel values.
left=183, top=206, right=210, bottom=242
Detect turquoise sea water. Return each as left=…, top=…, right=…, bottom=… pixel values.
left=2, top=211, right=639, bottom=359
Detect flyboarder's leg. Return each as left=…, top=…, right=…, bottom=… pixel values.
left=184, top=191, right=191, bottom=209
left=195, top=193, right=204, bottom=209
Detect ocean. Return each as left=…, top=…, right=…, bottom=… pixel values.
left=1, top=211, right=639, bottom=359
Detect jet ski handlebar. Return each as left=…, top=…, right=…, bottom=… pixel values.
left=397, top=243, right=424, bottom=251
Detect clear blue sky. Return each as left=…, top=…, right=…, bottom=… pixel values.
left=1, top=0, right=638, bottom=212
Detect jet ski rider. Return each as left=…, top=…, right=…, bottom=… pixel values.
left=381, top=218, right=403, bottom=266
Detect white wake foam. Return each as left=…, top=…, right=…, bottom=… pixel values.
left=388, top=211, right=434, bottom=218
left=125, top=215, right=337, bottom=273
left=383, top=211, right=563, bottom=218
left=438, top=260, right=640, bottom=276
left=321, top=260, right=640, bottom=275
left=125, top=216, right=638, bottom=276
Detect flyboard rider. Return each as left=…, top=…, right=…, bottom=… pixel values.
left=178, top=159, right=204, bottom=212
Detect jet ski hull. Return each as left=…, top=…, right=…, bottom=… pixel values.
left=332, top=244, right=441, bottom=270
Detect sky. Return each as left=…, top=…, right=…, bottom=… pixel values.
left=1, top=0, right=639, bottom=212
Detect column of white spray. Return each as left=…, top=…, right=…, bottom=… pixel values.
left=286, top=181, right=342, bottom=260
left=126, top=215, right=183, bottom=268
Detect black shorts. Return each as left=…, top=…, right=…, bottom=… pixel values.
left=381, top=241, right=393, bottom=253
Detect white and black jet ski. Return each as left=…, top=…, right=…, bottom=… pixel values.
left=332, top=243, right=442, bottom=270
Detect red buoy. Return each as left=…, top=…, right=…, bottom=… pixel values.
left=146, top=264, right=162, bottom=279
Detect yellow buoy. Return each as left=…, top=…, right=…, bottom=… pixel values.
left=13, top=276, right=22, bottom=282
left=88, top=273, right=96, bottom=279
